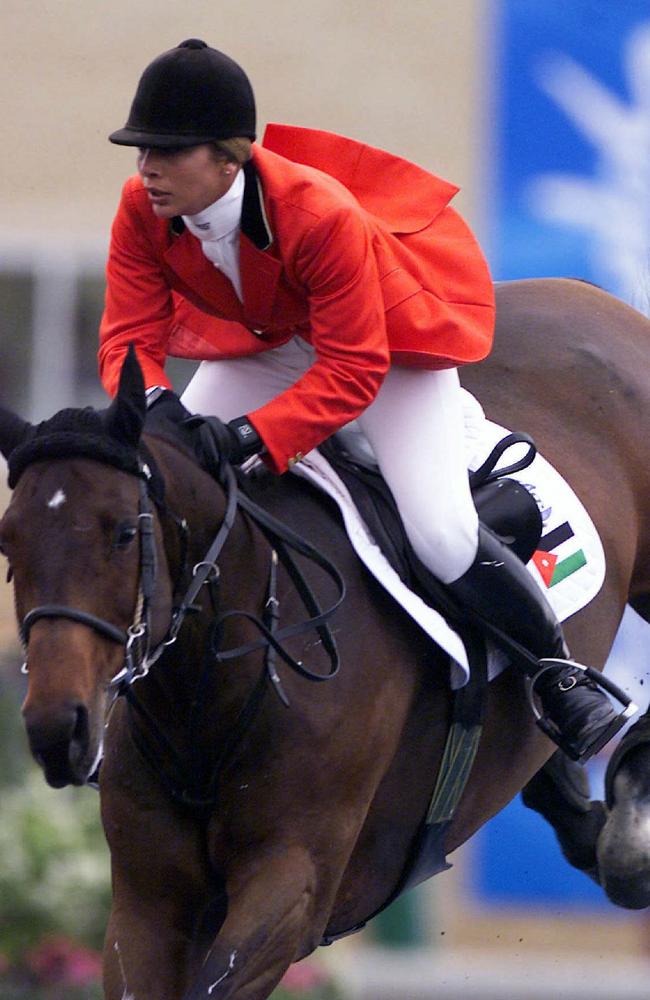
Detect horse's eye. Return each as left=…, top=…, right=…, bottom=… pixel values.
left=113, top=524, right=138, bottom=550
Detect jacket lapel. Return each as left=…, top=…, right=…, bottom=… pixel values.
left=239, top=160, right=283, bottom=327
left=163, top=228, right=244, bottom=319
left=239, top=237, right=283, bottom=327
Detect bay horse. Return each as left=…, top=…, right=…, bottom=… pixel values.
left=0, top=276, right=649, bottom=1000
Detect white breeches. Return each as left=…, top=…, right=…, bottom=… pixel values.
left=181, top=337, right=479, bottom=584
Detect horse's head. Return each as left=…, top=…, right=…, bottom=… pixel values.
left=0, top=347, right=173, bottom=787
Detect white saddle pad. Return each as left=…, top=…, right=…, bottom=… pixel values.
left=289, top=390, right=605, bottom=689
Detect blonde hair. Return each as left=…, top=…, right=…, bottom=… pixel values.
left=212, top=137, right=253, bottom=165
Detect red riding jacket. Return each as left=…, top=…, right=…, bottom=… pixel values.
left=99, top=123, right=495, bottom=472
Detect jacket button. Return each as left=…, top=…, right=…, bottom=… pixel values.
left=287, top=452, right=304, bottom=468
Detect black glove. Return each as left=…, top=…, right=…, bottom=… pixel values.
left=184, top=414, right=264, bottom=469
left=227, top=416, right=264, bottom=463
left=145, top=388, right=192, bottom=423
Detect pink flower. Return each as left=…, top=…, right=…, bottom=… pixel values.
left=26, top=935, right=102, bottom=986
left=280, top=960, right=328, bottom=992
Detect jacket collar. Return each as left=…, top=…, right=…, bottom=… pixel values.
left=241, top=158, right=273, bottom=249
left=168, top=158, right=273, bottom=250
left=182, top=168, right=244, bottom=242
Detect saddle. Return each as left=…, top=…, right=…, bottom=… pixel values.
left=318, top=430, right=543, bottom=623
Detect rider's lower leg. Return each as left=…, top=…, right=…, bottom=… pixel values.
left=447, top=525, right=634, bottom=763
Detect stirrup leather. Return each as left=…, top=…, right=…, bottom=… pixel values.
left=527, top=659, right=638, bottom=764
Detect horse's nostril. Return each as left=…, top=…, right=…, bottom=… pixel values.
left=72, top=704, right=89, bottom=745
left=23, top=701, right=87, bottom=751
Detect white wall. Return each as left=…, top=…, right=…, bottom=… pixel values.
left=1, top=0, right=487, bottom=243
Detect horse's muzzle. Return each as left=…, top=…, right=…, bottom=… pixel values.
left=23, top=701, right=93, bottom=788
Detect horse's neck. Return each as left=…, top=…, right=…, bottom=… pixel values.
left=144, top=437, right=272, bottom=712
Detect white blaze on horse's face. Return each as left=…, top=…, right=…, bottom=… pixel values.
left=47, top=489, right=67, bottom=510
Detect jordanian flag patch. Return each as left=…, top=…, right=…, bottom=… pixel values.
left=531, top=521, right=587, bottom=588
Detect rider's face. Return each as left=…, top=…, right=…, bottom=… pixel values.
left=136, top=144, right=238, bottom=218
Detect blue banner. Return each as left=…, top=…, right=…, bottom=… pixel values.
left=473, top=0, right=650, bottom=911
left=492, top=0, right=650, bottom=311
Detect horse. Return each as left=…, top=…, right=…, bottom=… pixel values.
left=0, top=276, right=649, bottom=1000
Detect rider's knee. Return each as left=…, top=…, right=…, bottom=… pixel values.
left=404, top=513, right=479, bottom=585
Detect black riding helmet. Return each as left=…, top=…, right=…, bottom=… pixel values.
left=109, top=38, right=256, bottom=148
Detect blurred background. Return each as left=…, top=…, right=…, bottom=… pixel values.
left=2, top=1, right=650, bottom=997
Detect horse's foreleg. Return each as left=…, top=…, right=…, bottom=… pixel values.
left=521, top=750, right=605, bottom=883
left=100, top=773, right=212, bottom=1000
left=523, top=714, right=650, bottom=911
left=182, top=844, right=320, bottom=1000
left=103, top=875, right=205, bottom=1000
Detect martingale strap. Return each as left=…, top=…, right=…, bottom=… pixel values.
left=213, top=488, right=345, bottom=681
left=124, top=463, right=347, bottom=806
left=164, top=461, right=239, bottom=644
left=162, top=414, right=347, bottom=681
left=163, top=462, right=346, bottom=683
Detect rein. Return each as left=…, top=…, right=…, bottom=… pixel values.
left=158, top=459, right=345, bottom=693
left=124, top=455, right=345, bottom=808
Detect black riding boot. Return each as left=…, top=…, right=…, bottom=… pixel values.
left=447, top=525, right=629, bottom=763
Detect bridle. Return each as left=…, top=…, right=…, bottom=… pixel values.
left=19, top=448, right=346, bottom=709
left=20, top=464, right=160, bottom=694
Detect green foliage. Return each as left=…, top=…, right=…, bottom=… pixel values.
left=0, top=985, right=103, bottom=1000
left=0, top=666, right=110, bottom=987
left=0, top=770, right=111, bottom=959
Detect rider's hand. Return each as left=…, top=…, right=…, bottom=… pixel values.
left=145, top=388, right=191, bottom=423
left=183, top=413, right=264, bottom=468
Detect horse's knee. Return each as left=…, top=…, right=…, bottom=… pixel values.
left=521, top=752, right=604, bottom=881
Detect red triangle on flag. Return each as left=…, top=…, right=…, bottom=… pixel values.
left=532, top=550, right=558, bottom=587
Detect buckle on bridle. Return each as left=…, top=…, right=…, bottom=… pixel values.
left=192, top=560, right=220, bottom=584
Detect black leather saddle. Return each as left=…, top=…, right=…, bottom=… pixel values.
left=318, top=430, right=543, bottom=625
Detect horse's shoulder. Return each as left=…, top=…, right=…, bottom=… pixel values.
left=243, top=466, right=341, bottom=526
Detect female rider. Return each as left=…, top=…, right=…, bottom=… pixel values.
left=100, top=38, right=626, bottom=763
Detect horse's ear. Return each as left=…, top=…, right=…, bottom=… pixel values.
left=0, top=407, right=34, bottom=461
left=103, top=345, right=147, bottom=448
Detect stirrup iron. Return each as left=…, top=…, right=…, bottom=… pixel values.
left=527, top=659, right=638, bottom=764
